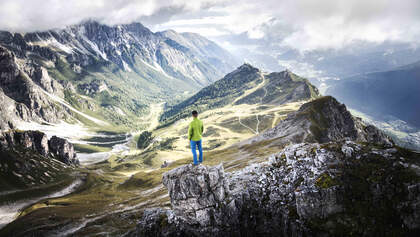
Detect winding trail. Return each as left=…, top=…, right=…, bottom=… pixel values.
left=231, top=72, right=267, bottom=135
left=238, top=116, right=258, bottom=134
left=232, top=72, right=266, bottom=105
left=233, top=73, right=267, bottom=135
left=255, top=115, right=260, bottom=134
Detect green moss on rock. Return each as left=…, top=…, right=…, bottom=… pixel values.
left=315, top=173, right=338, bottom=189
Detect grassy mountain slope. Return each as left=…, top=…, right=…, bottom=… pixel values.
left=160, top=64, right=319, bottom=125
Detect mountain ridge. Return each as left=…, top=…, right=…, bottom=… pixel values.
left=160, top=63, right=320, bottom=125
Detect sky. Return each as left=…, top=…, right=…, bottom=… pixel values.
left=1, top=0, right=420, bottom=51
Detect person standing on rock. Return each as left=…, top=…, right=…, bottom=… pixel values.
left=188, top=110, right=204, bottom=165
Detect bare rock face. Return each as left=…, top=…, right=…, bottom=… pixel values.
left=132, top=142, right=420, bottom=236
left=0, top=130, right=49, bottom=156
left=48, top=135, right=78, bottom=165
left=0, top=45, right=70, bottom=130
left=78, top=80, right=108, bottom=95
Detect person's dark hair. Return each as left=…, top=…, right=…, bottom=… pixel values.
left=192, top=110, right=198, bottom=116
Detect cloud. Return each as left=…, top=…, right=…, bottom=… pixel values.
left=1, top=0, right=420, bottom=52
left=0, top=0, right=222, bottom=32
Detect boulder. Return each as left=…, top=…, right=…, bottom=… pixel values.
left=48, top=135, right=78, bottom=165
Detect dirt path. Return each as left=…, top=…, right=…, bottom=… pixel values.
left=231, top=72, right=266, bottom=105
left=146, top=103, right=164, bottom=131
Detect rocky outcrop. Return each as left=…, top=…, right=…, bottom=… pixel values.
left=247, top=96, right=393, bottom=146
left=0, top=130, right=78, bottom=166
left=48, top=135, right=78, bottom=165
left=78, top=80, right=108, bottom=95
left=162, top=164, right=229, bottom=227
left=130, top=96, right=411, bottom=236
left=133, top=142, right=420, bottom=236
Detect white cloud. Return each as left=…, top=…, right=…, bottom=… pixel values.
left=0, top=0, right=419, bottom=52
left=0, top=0, right=222, bottom=32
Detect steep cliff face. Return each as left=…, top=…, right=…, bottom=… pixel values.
left=0, top=46, right=69, bottom=130
left=133, top=142, right=420, bottom=236
left=246, top=96, right=393, bottom=146
left=1, top=21, right=236, bottom=88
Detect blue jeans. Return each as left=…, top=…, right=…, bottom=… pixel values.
left=190, top=140, right=203, bottom=165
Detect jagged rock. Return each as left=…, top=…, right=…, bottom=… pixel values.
left=132, top=142, right=420, bottom=236
left=78, top=80, right=108, bottom=95
left=0, top=130, right=78, bottom=166
left=247, top=96, right=393, bottom=146
left=162, top=164, right=229, bottom=226
left=48, top=135, right=78, bottom=165
left=1, top=21, right=238, bottom=129
left=0, top=130, right=49, bottom=156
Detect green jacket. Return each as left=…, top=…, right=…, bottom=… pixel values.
left=188, top=118, right=204, bottom=141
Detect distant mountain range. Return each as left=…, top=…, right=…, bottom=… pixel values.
left=0, top=20, right=238, bottom=130
left=325, top=60, right=420, bottom=150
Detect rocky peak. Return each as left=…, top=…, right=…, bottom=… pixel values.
left=48, top=135, right=78, bottom=165
left=248, top=96, right=393, bottom=146
left=236, top=63, right=259, bottom=73
left=123, top=22, right=153, bottom=37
